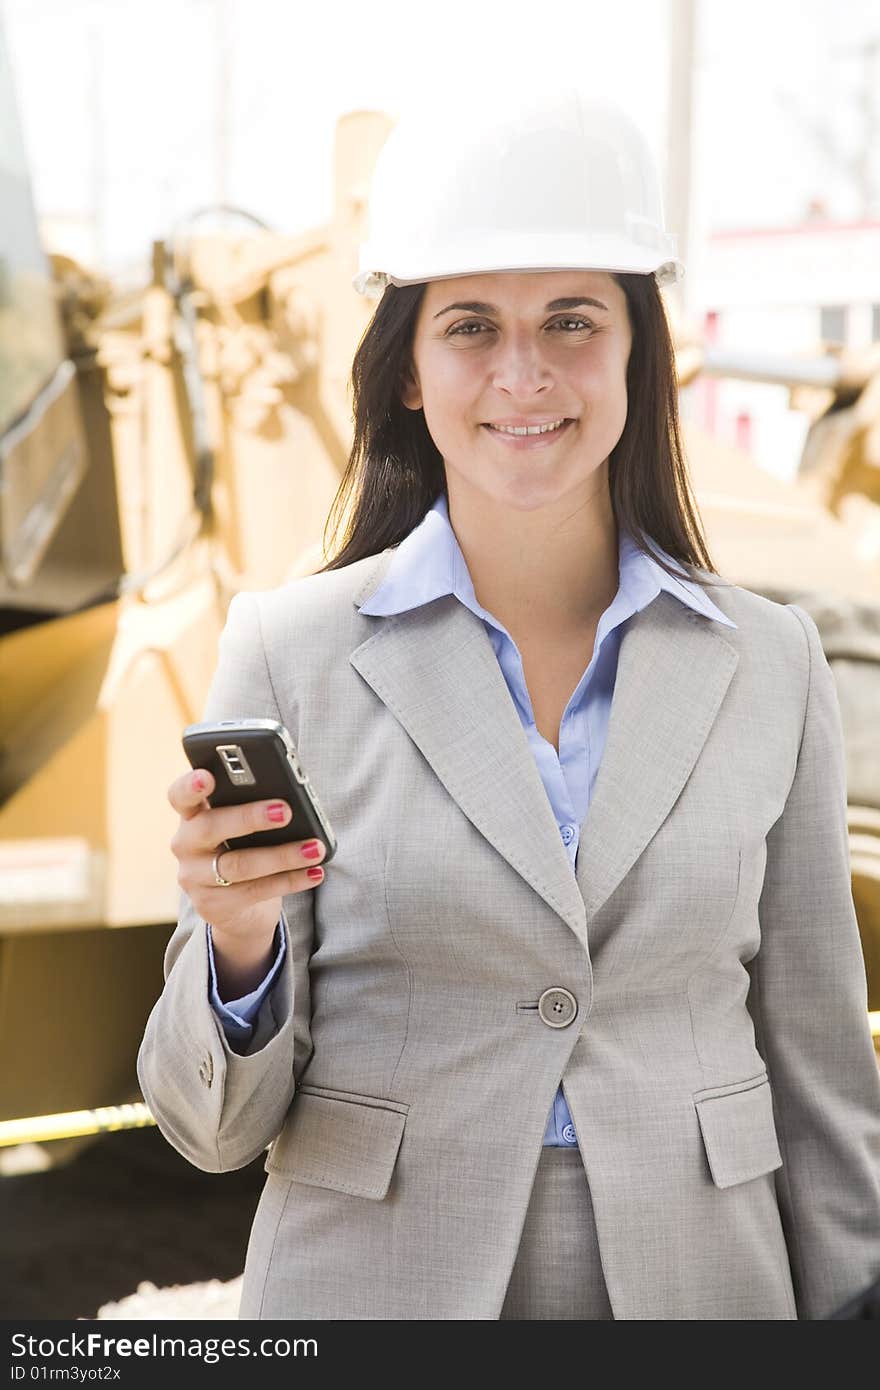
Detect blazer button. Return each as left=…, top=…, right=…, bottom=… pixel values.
left=538, top=987, right=578, bottom=1028
left=198, top=1055, right=214, bottom=1088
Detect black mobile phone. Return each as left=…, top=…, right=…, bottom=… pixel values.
left=181, top=718, right=337, bottom=861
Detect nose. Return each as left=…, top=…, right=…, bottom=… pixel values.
left=490, top=327, right=553, bottom=398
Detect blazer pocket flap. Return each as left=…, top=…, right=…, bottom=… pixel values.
left=694, top=1075, right=782, bottom=1190
left=265, top=1085, right=408, bottom=1200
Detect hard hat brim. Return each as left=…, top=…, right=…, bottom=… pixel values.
left=353, top=239, right=684, bottom=298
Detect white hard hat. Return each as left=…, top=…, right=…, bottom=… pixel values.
left=353, top=91, right=684, bottom=299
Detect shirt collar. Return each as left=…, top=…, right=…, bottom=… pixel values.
left=358, top=491, right=737, bottom=630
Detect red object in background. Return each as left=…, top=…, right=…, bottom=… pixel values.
left=735, top=411, right=753, bottom=453
left=702, top=310, right=719, bottom=436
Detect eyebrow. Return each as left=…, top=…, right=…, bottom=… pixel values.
left=433, top=296, right=609, bottom=319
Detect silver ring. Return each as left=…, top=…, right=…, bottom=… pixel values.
left=212, top=845, right=232, bottom=887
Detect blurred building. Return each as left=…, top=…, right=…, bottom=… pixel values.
left=692, top=217, right=880, bottom=480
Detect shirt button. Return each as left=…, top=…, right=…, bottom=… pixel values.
left=560, top=824, right=576, bottom=845
left=562, top=1123, right=578, bottom=1145
left=198, top=1055, right=214, bottom=1088
left=537, top=987, right=578, bottom=1028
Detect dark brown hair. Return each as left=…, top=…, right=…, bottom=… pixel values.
left=313, top=273, right=726, bottom=588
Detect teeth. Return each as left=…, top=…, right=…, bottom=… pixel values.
left=489, top=419, right=567, bottom=436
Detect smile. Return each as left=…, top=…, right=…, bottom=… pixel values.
left=485, top=419, right=570, bottom=436
left=482, top=418, right=575, bottom=447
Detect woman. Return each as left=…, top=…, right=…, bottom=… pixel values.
left=137, top=92, right=880, bottom=1320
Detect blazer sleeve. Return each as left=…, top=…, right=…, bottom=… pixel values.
left=747, top=601, right=880, bottom=1319
left=136, top=590, right=312, bottom=1173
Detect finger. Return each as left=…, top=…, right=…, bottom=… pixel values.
left=168, top=768, right=216, bottom=819
left=210, top=861, right=325, bottom=905
left=189, top=797, right=295, bottom=851
left=208, top=836, right=325, bottom=888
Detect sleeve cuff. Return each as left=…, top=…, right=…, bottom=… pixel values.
left=206, top=918, right=287, bottom=1039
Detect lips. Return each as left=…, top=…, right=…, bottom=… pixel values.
left=481, top=418, right=575, bottom=445
left=484, top=418, right=572, bottom=435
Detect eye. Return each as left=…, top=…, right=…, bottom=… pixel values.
left=445, top=316, right=595, bottom=337
left=446, top=320, right=488, bottom=336
left=550, top=316, right=594, bottom=332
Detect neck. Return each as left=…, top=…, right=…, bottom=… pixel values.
left=445, top=471, right=620, bottom=635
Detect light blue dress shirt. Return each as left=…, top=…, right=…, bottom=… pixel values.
left=207, top=490, right=736, bottom=1146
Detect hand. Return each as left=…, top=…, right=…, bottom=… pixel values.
left=168, top=767, right=326, bottom=944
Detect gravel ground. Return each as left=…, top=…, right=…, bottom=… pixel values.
left=0, top=1124, right=265, bottom=1321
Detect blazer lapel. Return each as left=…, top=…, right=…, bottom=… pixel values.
left=574, top=591, right=739, bottom=923
left=350, top=551, right=739, bottom=954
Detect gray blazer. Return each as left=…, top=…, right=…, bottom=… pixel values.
left=137, top=546, right=880, bottom=1320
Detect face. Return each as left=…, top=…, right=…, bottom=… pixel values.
left=400, top=269, right=632, bottom=514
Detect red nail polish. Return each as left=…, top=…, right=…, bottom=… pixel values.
left=307, top=867, right=324, bottom=881
left=266, top=803, right=287, bottom=823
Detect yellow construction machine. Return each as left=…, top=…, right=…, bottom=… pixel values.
left=0, top=17, right=394, bottom=1167
left=1, top=27, right=877, bottom=1171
